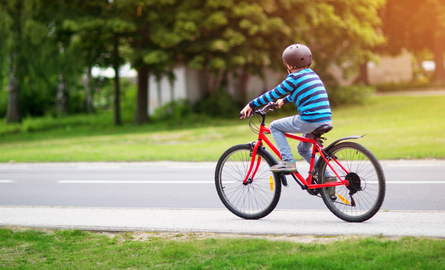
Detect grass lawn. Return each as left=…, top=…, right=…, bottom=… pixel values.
left=1, top=228, right=444, bottom=269
left=0, top=95, right=444, bottom=162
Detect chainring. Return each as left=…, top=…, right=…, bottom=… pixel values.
left=306, top=175, right=320, bottom=196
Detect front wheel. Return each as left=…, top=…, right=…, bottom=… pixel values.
left=318, top=142, right=386, bottom=222
left=215, top=144, right=281, bottom=219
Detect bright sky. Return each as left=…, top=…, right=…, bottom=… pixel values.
left=91, top=63, right=137, bottom=78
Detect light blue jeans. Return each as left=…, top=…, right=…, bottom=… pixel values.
left=269, top=115, right=332, bottom=166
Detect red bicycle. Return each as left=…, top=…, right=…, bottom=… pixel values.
left=215, top=102, right=386, bottom=222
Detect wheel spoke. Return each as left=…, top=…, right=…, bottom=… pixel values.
left=320, top=142, right=386, bottom=222
left=215, top=145, right=281, bottom=219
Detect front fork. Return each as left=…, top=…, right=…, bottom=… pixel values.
left=243, top=141, right=263, bottom=184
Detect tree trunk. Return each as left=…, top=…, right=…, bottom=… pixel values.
left=134, top=66, right=151, bottom=124
left=169, top=80, right=174, bottom=103
left=203, top=65, right=214, bottom=96
left=215, top=68, right=224, bottom=92
left=56, top=75, right=69, bottom=115
left=355, top=62, right=369, bottom=85
left=156, top=76, right=162, bottom=108
left=239, top=70, right=250, bottom=104
left=168, top=71, right=175, bottom=102
left=432, top=35, right=445, bottom=83
left=6, top=66, right=21, bottom=123
left=84, top=66, right=93, bottom=113
left=113, top=35, right=122, bottom=125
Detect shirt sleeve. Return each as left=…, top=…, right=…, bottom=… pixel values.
left=248, top=75, right=295, bottom=109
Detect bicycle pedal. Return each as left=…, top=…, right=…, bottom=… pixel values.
left=280, top=175, right=289, bottom=187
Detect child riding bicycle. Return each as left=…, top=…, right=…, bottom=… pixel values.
left=240, top=44, right=333, bottom=175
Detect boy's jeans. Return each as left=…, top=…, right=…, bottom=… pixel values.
left=269, top=115, right=332, bottom=165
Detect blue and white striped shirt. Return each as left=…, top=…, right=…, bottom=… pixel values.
left=248, top=68, right=332, bottom=123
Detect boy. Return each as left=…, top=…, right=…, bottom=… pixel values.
left=239, top=44, right=332, bottom=173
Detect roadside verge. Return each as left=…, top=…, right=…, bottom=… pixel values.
left=1, top=206, right=444, bottom=238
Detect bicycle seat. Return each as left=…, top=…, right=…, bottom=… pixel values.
left=312, top=124, right=333, bottom=137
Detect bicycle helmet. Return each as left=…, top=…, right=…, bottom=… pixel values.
left=282, top=44, right=312, bottom=69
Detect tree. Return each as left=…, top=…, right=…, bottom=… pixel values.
left=381, top=0, right=445, bottom=83
left=116, top=0, right=193, bottom=124
left=62, top=0, right=136, bottom=125
left=172, top=0, right=385, bottom=102
left=0, top=0, right=61, bottom=122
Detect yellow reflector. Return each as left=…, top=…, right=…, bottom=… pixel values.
left=270, top=176, right=274, bottom=191
left=337, top=194, right=350, bottom=205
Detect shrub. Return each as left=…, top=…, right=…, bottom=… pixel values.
left=0, top=111, right=113, bottom=136
left=153, top=99, right=193, bottom=121
left=193, top=90, right=242, bottom=118
left=326, top=84, right=376, bottom=107
left=152, top=98, right=211, bottom=126
left=0, top=86, right=7, bottom=118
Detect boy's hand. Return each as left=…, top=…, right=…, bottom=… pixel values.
left=240, top=104, right=252, bottom=119
left=276, top=99, right=284, bottom=108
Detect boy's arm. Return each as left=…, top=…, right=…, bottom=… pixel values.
left=249, top=80, right=293, bottom=109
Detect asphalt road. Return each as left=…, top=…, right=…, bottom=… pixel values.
left=1, top=160, right=445, bottom=210
left=1, top=160, right=445, bottom=237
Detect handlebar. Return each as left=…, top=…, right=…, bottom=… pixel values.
left=239, top=102, right=278, bottom=119
left=256, top=102, right=278, bottom=115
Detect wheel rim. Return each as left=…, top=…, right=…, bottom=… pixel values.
left=218, top=149, right=278, bottom=216
left=322, top=146, right=383, bottom=220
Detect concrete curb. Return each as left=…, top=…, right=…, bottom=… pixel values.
left=1, top=206, right=444, bottom=238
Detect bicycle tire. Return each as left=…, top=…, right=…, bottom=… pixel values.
left=215, top=144, right=281, bottom=219
left=318, top=142, right=386, bottom=222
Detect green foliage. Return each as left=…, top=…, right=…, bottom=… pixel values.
left=0, top=0, right=90, bottom=120
left=193, top=90, right=243, bottom=118
left=327, top=85, right=376, bottom=107
left=0, top=83, right=7, bottom=117
left=176, top=0, right=385, bottom=80
left=0, top=111, right=113, bottom=136
left=0, top=0, right=389, bottom=124
left=153, top=99, right=193, bottom=120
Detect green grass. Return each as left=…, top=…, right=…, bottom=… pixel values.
left=0, top=95, right=444, bottom=162
left=0, top=228, right=444, bottom=269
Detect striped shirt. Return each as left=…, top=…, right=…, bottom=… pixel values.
left=248, top=68, right=332, bottom=123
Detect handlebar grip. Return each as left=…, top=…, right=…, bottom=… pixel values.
left=239, top=112, right=245, bottom=119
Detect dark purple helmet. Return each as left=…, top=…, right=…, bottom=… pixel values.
left=282, top=44, right=312, bottom=69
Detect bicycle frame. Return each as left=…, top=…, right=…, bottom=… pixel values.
left=243, top=120, right=350, bottom=190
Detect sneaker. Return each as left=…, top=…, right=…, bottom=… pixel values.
left=270, top=161, right=298, bottom=173
left=326, top=175, right=337, bottom=201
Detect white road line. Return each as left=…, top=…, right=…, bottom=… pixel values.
left=387, top=181, right=445, bottom=184
left=0, top=167, right=28, bottom=170
left=0, top=180, right=14, bottom=183
left=56, top=180, right=445, bottom=184
left=58, top=180, right=217, bottom=184
left=367, top=181, right=445, bottom=184
left=167, top=166, right=215, bottom=169
left=387, top=164, right=442, bottom=167
left=76, top=166, right=121, bottom=170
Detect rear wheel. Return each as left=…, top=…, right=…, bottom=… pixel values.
left=318, top=142, right=386, bottom=222
left=215, top=144, right=281, bottom=219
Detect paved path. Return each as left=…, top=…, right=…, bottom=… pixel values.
left=1, top=206, right=444, bottom=238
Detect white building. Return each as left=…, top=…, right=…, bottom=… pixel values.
left=93, top=52, right=415, bottom=115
